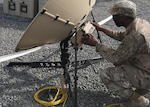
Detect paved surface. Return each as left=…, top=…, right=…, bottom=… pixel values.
left=0, top=0, right=150, bottom=107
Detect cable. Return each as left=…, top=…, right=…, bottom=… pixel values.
left=91, top=11, right=102, bottom=42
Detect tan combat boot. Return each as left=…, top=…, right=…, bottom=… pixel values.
left=120, top=92, right=149, bottom=107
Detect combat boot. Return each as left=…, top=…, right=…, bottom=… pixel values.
left=120, top=92, right=149, bottom=107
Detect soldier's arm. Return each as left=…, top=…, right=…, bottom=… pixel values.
left=91, top=22, right=125, bottom=41
left=108, top=30, right=126, bottom=41
left=96, top=32, right=145, bottom=65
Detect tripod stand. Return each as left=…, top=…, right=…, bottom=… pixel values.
left=7, top=28, right=103, bottom=107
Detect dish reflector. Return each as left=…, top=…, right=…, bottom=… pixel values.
left=15, top=0, right=96, bottom=51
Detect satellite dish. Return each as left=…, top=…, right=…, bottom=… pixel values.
left=15, top=0, right=96, bottom=51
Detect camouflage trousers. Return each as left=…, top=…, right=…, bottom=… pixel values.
left=100, top=64, right=150, bottom=99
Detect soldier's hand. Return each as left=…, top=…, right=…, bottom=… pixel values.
left=91, top=22, right=103, bottom=31
left=81, top=33, right=100, bottom=46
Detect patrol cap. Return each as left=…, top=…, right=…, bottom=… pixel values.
left=109, top=0, right=136, bottom=18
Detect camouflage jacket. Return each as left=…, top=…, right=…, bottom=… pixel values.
left=96, top=18, right=150, bottom=72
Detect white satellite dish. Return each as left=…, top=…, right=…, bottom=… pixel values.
left=0, top=0, right=113, bottom=63
left=15, top=0, right=96, bottom=51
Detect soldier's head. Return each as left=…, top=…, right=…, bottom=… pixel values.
left=109, top=0, right=136, bottom=27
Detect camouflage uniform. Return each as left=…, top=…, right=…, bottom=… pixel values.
left=96, top=1, right=150, bottom=99
left=96, top=0, right=150, bottom=98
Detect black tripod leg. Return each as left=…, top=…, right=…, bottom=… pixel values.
left=60, top=39, right=74, bottom=106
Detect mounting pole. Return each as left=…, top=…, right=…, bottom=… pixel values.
left=60, top=36, right=73, bottom=106
left=73, top=28, right=78, bottom=107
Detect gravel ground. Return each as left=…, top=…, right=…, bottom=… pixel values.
left=0, top=0, right=150, bottom=107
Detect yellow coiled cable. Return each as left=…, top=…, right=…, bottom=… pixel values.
left=34, top=86, right=121, bottom=107
left=34, top=86, right=68, bottom=107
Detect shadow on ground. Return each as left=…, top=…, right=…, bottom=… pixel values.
left=1, top=66, right=121, bottom=107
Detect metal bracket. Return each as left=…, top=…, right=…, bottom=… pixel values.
left=20, top=2, right=28, bottom=13
left=7, top=57, right=103, bottom=69
left=8, top=0, right=16, bottom=11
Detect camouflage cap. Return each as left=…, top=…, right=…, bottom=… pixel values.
left=109, top=0, right=136, bottom=17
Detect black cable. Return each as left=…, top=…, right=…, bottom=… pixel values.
left=91, top=11, right=102, bottom=43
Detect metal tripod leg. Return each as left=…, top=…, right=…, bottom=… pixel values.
left=59, top=74, right=69, bottom=92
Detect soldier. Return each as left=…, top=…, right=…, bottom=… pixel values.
left=81, top=0, right=150, bottom=107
